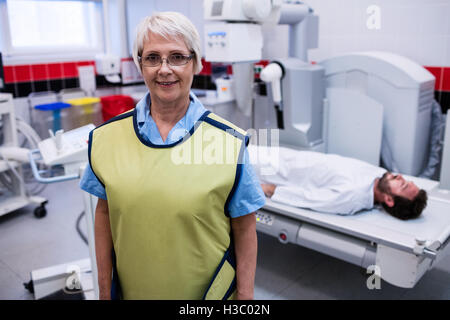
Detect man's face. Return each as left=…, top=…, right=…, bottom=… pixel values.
left=378, top=172, right=420, bottom=200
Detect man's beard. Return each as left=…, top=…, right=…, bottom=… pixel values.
left=378, top=172, right=392, bottom=194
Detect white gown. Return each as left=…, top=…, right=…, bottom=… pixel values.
left=248, top=145, right=387, bottom=215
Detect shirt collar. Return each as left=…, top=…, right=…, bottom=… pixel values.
left=135, top=91, right=207, bottom=144
left=136, top=91, right=204, bottom=125
left=136, top=92, right=151, bottom=126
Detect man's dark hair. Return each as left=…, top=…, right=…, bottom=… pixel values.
left=382, top=189, right=428, bottom=220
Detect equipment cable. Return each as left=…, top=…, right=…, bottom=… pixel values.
left=76, top=210, right=89, bottom=245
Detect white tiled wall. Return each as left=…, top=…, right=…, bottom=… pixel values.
left=305, top=0, right=450, bottom=66
left=124, top=0, right=450, bottom=67
left=126, top=0, right=205, bottom=56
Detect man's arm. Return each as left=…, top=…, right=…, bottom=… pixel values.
left=94, top=198, right=113, bottom=300
left=261, top=184, right=276, bottom=198
left=231, top=212, right=257, bottom=300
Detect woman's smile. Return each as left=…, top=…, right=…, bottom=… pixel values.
left=155, top=80, right=180, bottom=88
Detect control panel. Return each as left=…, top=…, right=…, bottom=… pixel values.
left=38, top=124, right=95, bottom=166
left=256, top=210, right=302, bottom=245
left=256, top=211, right=274, bottom=226
left=204, top=23, right=263, bottom=63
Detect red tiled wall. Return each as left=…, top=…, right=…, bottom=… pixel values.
left=4, top=58, right=213, bottom=83
left=198, top=58, right=212, bottom=76
left=442, top=68, right=450, bottom=92
left=424, top=66, right=443, bottom=91
left=4, top=59, right=449, bottom=92
left=416, top=66, right=450, bottom=92
left=3, top=60, right=96, bottom=84
left=2, top=58, right=449, bottom=113
left=31, top=64, right=48, bottom=81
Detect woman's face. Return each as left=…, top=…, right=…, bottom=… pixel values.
left=141, top=32, right=194, bottom=106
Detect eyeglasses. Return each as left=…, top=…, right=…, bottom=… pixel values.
left=139, top=53, right=194, bottom=67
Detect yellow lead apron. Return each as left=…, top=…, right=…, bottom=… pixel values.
left=89, top=109, right=248, bottom=299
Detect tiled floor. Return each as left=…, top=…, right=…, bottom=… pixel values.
left=1, top=179, right=449, bottom=300
left=0, top=180, right=89, bottom=300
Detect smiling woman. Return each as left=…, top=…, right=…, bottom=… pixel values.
left=80, top=11, right=265, bottom=300
left=130, top=11, right=204, bottom=141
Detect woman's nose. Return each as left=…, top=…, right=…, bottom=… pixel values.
left=158, top=60, right=172, bottom=75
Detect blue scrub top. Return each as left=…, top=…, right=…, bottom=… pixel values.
left=79, top=91, right=265, bottom=218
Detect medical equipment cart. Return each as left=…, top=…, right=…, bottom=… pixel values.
left=0, top=93, right=47, bottom=218
left=27, top=124, right=97, bottom=299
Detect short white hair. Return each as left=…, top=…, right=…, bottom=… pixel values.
left=132, top=11, right=203, bottom=74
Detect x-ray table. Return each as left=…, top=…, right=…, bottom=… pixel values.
left=256, top=178, right=450, bottom=288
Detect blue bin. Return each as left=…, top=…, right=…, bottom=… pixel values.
left=33, top=102, right=71, bottom=138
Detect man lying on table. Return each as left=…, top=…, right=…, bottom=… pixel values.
left=249, top=145, right=428, bottom=220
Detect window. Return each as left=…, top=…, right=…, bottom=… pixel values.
left=1, top=0, right=103, bottom=59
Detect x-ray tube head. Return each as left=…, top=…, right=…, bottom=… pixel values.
left=260, top=62, right=284, bottom=103
left=261, top=62, right=285, bottom=129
